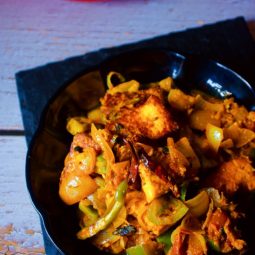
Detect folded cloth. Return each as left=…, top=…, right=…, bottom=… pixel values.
left=16, top=16, right=255, bottom=255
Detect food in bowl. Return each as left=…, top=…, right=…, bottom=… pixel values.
left=58, top=72, right=255, bottom=254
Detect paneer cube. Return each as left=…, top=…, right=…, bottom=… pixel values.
left=139, top=163, right=172, bottom=203
left=118, top=95, right=177, bottom=139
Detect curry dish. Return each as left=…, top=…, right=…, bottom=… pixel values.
left=59, top=72, right=255, bottom=254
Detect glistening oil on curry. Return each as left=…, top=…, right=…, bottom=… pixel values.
left=59, top=72, right=255, bottom=255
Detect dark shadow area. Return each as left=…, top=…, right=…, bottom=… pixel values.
left=247, top=20, right=255, bottom=40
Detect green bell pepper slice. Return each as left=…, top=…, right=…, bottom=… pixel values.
left=156, top=229, right=173, bottom=254
left=208, top=239, right=221, bottom=253
left=147, top=196, right=188, bottom=226
left=95, top=154, right=107, bottom=175
left=180, top=181, right=188, bottom=201
left=79, top=201, right=98, bottom=225
left=126, top=244, right=155, bottom=255
left=77, top=180, right=128, bottom=240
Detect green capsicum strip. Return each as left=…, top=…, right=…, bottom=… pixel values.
left=147, top=197, right=188, bottom=226
left=156, top=229, right=173, bottom=253
left=77, top=180, right=128, bottom=240
left=126, top=244, right=155, bottom=255
left=180, top=181, right=188, bottom=201
left=207, top=239, right=221, bottom=252
left=79, top=202, right=98, bottom=224
left=126, top=244, right=152, bottom=255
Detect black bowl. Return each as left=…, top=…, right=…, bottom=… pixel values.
left=26, top=48, right=255, bottom=255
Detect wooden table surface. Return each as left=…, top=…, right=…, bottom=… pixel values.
left=1, top=0, right=255, bottom=253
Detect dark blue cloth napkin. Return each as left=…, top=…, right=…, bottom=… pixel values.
left=16, top=17, right=255, bottom=254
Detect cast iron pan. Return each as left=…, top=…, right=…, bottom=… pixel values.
left=26, top=48, right=255, bottom=255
